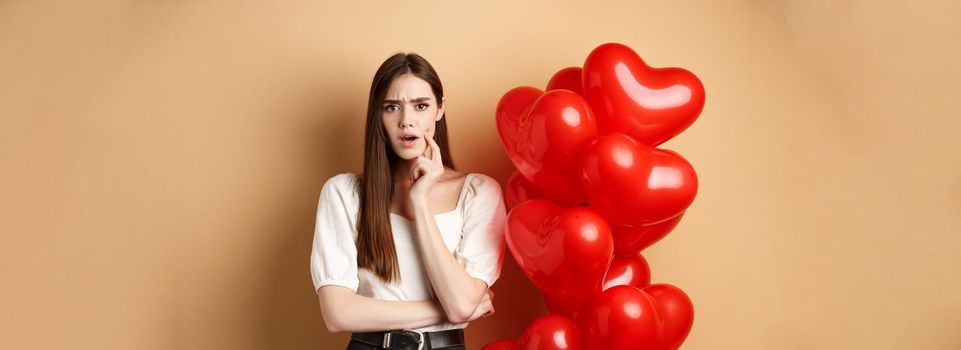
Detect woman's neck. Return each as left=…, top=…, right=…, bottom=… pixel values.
left=392, top=158, right=417, bottom=186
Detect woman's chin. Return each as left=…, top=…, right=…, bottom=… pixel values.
left=393, top=148, right=423, bottom=160
left=393, top=138, right=429, bottom=159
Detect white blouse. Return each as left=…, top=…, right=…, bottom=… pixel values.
left=310, top=172, right=508, bottom=332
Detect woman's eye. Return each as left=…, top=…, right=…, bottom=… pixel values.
left=384, top=105, right=397, bottom=112
left=417, top=103, right=429, bottom=110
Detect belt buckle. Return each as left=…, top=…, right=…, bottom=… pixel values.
left=381, top=330, right=424, bottom=350
left=402, top=329, right=425, bottom=350
left=381, top=332, right=390, bottom=348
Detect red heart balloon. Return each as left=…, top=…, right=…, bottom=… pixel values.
left=505, top=171, right=544, bottom=210
left=602, top=254, right=651, bottom=291
left=481, top=339, right=517, bottom=350
left=545, top=252, right=653, bottom=322
left=542, top=292, right=581, bottom=321
left=645, top=284, right=695, bottom=350
left=496, top=86, right=542, bottom=150
left=506, top=199, right=613, bottom=314
left=583, top=42, right=705, bottom=146
left=578, top=284, right=694, bottom=350
left=547, top=66, right=584, bottom=96
left=611, top=212, right=685, bottom=256
left=496, top=88, right=597, bottom=206
left=581, top=133, right=697, bottom=226
left=515, top=314, right=583, bottom=350
left=577, top=285, right=658, bottom=349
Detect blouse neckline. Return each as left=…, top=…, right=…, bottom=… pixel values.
left=388, top=173, right=475, bottom=223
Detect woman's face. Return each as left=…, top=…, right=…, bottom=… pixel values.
left=381, top=73, right=445, bottom=160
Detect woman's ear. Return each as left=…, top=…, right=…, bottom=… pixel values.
left=436, top=97, right=446, bottom=121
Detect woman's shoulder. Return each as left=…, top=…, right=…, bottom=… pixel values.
left=323, top=171, right=359, bottom=185
left=459, top=172, right=503, bottom=198
left=321, top=172, right=361, bottom=198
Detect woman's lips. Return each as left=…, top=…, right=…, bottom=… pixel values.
left=399, top=135, right=420, bottom=148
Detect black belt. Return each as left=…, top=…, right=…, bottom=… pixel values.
left=350, top=328, right=464, bottom=349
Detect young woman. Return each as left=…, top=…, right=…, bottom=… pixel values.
left=310, top=52, right=508, bottom=350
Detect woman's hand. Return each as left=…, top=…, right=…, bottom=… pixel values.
left=408, top=136, right=444, bottom=201
left=467, top=289, right=495, bottom=322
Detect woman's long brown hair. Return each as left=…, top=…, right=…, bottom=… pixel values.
left=356, top=53, right=456, bottom=283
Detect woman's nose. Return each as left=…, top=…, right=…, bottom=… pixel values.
left=399, top=110, right=416, bottom=128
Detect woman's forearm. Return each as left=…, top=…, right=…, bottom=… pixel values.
left=410, top=197, right=487, bottom=323
left=318, top=286, right=447, bottom=333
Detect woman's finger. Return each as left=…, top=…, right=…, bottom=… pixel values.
left=410, top=156, right=432, bottom=181
left=410, top=159, right=426, bottom=181
left=422, top=137, right=431, bottom=159
left=426, top=136, right=442, bottom=164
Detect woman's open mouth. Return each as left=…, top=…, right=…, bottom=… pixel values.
left=399, top=135, right=420, bottom=147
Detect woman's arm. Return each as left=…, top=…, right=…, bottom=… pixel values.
left=317, top=285, right=446, bottom=333
left=409, top=197, right=489, bottom=324
left=405, top=136, right=492, bottom=323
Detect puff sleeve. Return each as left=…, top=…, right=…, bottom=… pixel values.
left=453, top=174, right=508, bottom=288
left=310, top=173, right=360, bottom=294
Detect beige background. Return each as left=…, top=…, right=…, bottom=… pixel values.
left=2, top=0, right=959, bottom=349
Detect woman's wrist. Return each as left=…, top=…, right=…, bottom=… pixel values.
left=407, top=193, right=429, bottom=210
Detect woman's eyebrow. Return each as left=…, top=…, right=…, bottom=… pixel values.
left=383, top=97, right=432, bottom=104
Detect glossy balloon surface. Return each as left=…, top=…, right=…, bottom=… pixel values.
left=611, top=212, right=685, bottom=256
left=547, top=66, right=584, bottom=96
left=582, top=133, right=698, bottom=226
left=506, top=199, right=613, bottom=313
left=579, top=284, right=694, bottom=350
left=602, top=254, right=651, bottom=291
left=497, top=88, right=597, bottom=206
left=505, top=171, right=544, bottom=210
left=515, top=314, right=583, bottom=350
left=583, top=43, right=705, bottom=146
